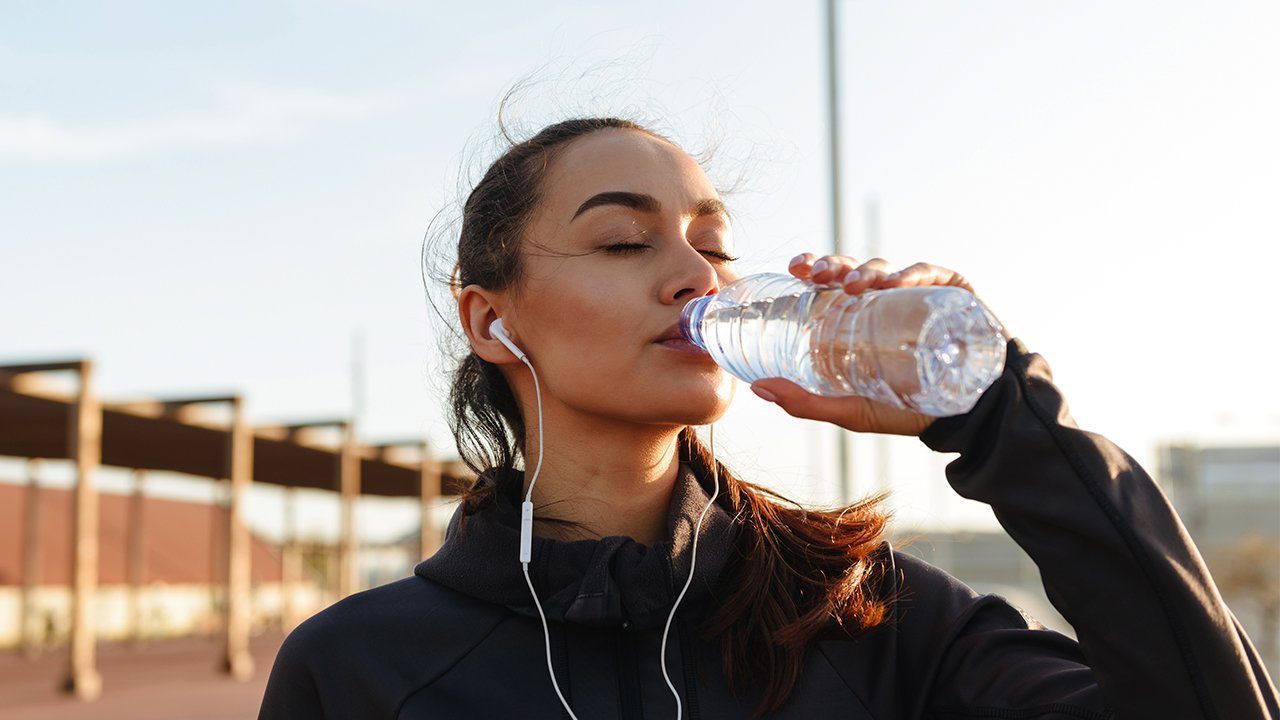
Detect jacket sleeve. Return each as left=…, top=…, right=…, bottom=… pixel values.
left=918, top=339, right=1278, bottom=720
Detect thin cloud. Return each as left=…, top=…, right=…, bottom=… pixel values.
left=0, top=82, right=399, bottom=160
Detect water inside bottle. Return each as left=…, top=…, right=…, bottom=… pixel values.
left=692, top=284, right=1005, bottom=417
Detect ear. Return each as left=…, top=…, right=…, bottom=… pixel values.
left=458, top=284, right=523, bottom=364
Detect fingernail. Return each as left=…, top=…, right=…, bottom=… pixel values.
left=810, top=259, right=828, bottom=275
left=885, top=272, right=901, bottom=280
left=845, top=270, right=860, bottom=283
left=751, top=386, right=778, bottom=403
left=788, top=254, right=806, bottom=268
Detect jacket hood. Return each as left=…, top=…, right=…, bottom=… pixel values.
left=416, top=464, right=736, bottom=631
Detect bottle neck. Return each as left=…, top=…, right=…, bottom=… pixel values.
left=680, top=297, right=712, bottom=350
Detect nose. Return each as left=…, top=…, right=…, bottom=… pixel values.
left=660, top=241, right=721, bottom=305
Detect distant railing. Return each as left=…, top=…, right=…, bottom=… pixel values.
left=0, top=359, right=473, bottom=700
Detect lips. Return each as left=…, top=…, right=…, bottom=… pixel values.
left=654, top=321, right=710, bottom=358
left=654, top=321, right=686, bottom=344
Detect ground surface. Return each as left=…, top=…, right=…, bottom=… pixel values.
left=0, top=634, right=283, bottom=720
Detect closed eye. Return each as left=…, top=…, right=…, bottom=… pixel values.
left=603, top=242, right=651, bottom=255
left=700, top=249, right=738, bottom=263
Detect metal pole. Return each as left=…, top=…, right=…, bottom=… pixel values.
left=827, top=0, right=853, bottom=505
left=866, top=198, right=891, bottom=493
left=337, top=425, right=360, bottom=598
left=419, top=443, right=440, bottom=561
left=827, top=0, right=844, bottom=261
left=282, top=487, right=301, bottom=633
left=865, top=197, right=880, bottom=258
left=223, top=397, right=254, bottom=680
left=341, top=332, right=365, bottom=597
left=127, top=469, right=147, bottom=644
left=351, top=331, right=365, bottom=439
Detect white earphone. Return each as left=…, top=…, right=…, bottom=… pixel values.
left=487, top=316, right=719, bottom=720
left=489, top=318, right=537, bottom=565
left=489, top=318, right=527, bottom=361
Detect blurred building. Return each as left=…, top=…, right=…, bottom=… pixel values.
left=896, top=531, right=1074, bottom=637
left=1158, top=444, right=1280, bottom=678
left=898, top=443, right=1279, bottom=682
left=0, top=481, right=328, bottom=651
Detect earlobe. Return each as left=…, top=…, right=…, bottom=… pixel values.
left=458, top=285, right=522, bottom=364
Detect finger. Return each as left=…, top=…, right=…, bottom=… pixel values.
left=880, top=262, right=974, bottom=293
left=787, top=252, right=817, bottom=279
left=750, top=378, right=935, bottom=436
left=840, top=257, right=894, bottom=294
left=750, top=378, right=865, bottom=427
left=808, top=254, right=864, bottom=285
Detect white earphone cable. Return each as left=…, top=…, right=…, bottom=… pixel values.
left=516, top=357, right=582, bottom=719
left=659, top=423, right=719, bottom=720
left=513, top=339, right=718, bottom=720
left=521, top=354, right=545, bottom=506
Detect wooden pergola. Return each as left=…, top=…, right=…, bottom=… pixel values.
left=0, top=360, right=471, bottom=700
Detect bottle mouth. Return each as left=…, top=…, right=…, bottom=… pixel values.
left=680, top=296, right=712, bottom=349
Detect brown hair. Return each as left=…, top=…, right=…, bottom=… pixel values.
left=445, top=117, right=891, bottom=715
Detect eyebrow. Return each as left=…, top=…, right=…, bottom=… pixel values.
left=570, top=191, right=729, bottom=221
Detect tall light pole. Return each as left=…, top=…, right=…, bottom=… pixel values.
left=827, top=0, right=844, bottom=261
left=826, top=0, right=854, bottom=504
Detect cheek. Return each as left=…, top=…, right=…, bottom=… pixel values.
left=520, top=277, right=639, bottom=366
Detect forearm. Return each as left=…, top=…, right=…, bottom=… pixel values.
left=921, top=339, right=1278, bottom=720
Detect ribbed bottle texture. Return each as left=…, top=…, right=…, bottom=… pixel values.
left=680, top=273, right=1007, bottom=417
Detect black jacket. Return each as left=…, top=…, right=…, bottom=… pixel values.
left=259, top=341, right=1279, bottom=719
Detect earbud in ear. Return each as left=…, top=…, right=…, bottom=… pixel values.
left=492, top=317, right=535, bottom=564
left=489, top=318, right=527, bottom=361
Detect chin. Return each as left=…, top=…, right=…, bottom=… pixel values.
left=669, top=380, right=736, bottom=427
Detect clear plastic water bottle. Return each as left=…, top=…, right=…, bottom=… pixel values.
left=680, top=273, right=1007, bottom=417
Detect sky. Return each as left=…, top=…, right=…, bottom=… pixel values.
left=2, top=1, right=1278, bottom=541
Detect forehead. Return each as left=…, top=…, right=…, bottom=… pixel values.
left=539, top=129, right=719, bottom=217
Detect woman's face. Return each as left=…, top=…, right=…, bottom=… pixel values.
left=503, top=128, right=738, bottom=431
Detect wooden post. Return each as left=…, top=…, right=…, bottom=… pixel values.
left=326, top=547, right=339, bottom=604
left=281, top=487, right=302, bottom=633
left=419, top=443, right=440, bottom=561
left=337, top=426, right=360, bottom=599
left=127, top=469, right=147, bottom=644
left=223, top=397, right=254, bottom=680
left=20, top=458, right=43, bottom=657
left=211, top=478, right=228, bottom=636
left=65, top=361, right=102, bottom=700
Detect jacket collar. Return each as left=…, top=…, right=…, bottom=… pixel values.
left=416, top=464, right=736, bottom=631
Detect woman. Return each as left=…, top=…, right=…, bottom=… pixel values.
left=259, top=118, right=1278, bottom=719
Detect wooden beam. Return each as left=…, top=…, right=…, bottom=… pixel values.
left=127, top=469, right=147, bottom=644
left=64, top=361, right=102, bottom=700
left=223, top=397, right=254, bottom=680
left=419, top=443, right=441, bottom=561
left=0, top=360, right=87, bottom=374
left=337, top=426, right=360, bottom=599
left=20, top=458, right=43, bottom=657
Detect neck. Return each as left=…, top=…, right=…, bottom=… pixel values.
left=522, top=413, right=683, bottom=547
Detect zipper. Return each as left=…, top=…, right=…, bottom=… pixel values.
left=678, top=616, right=701, bottom=720
left=616, top=631, right=645, bottom=720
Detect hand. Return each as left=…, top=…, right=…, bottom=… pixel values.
left=747, top=254, right=988, bottom=437
left=791, top=252, right=977, bottom=296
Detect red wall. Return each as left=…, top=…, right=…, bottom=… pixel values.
left=0, top=482, right=282, bottom=586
